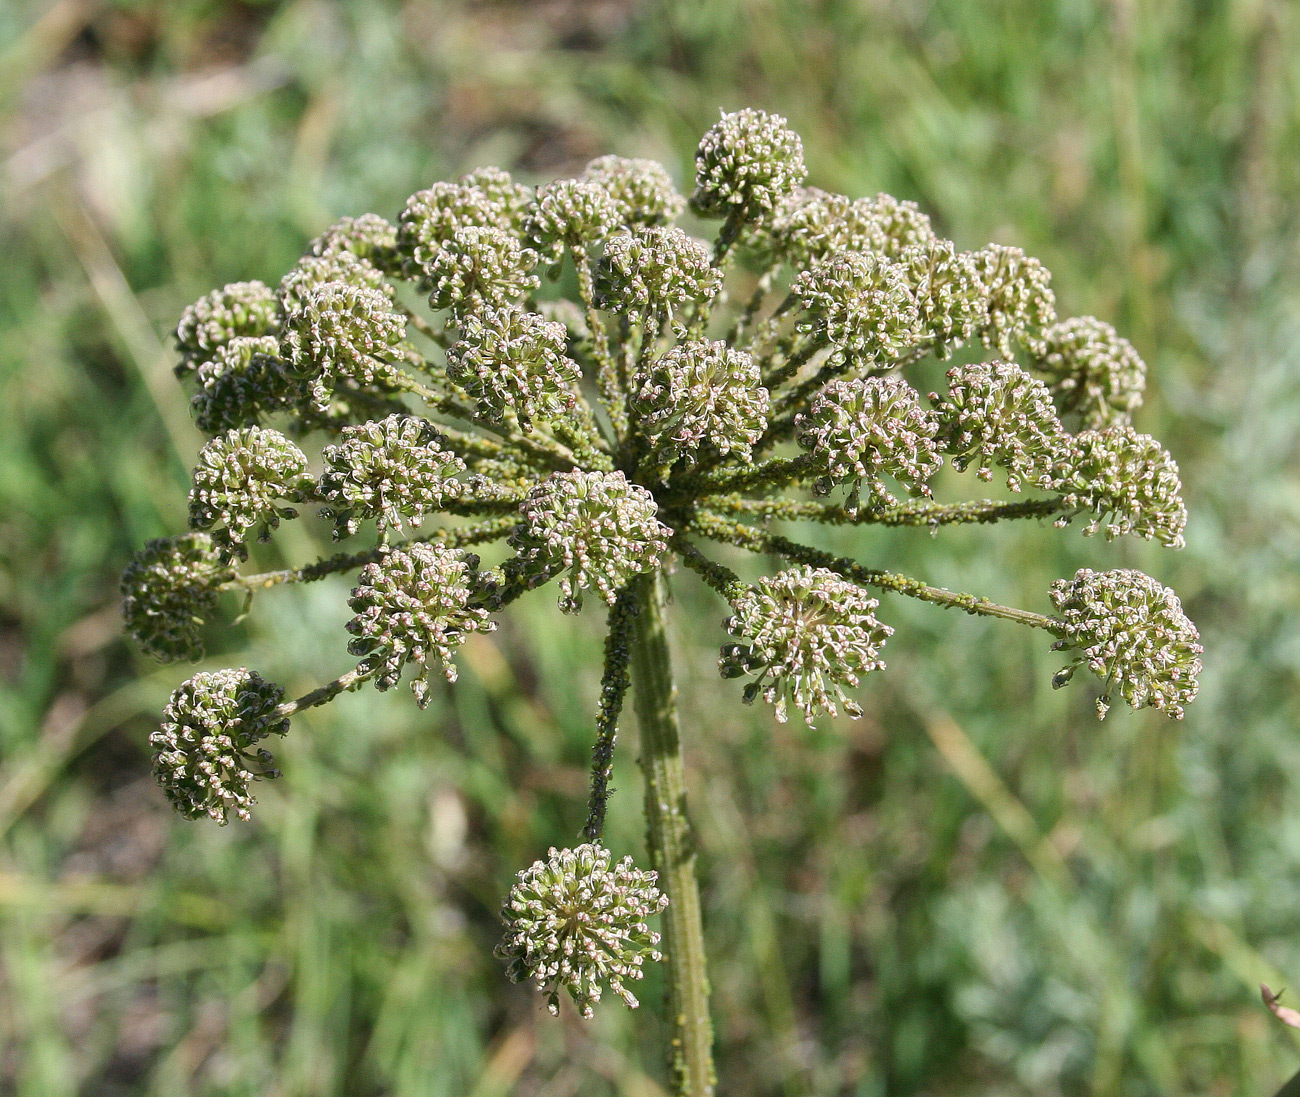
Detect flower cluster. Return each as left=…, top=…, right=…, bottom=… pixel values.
left=132, top=109, right=1198, bottom=1030
left=720, top=566, right=893, bottom=723
left=1050, top=568, right=1203, bottom=719
left=495, top=843, right=667, bottom=1018
left=151, top=668, right=288, bottom=824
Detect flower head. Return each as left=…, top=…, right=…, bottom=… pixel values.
left=151, top=668, right=288, bottom=823
left=425, top=226, right=539, bottom=314
left=595, top=226, right=720, bottom=323
left=276, top=251, right=392, bottom=319
left=796, top=377, right=942, bottom=509
left=175, top=281, right=278, bottom=375
left=318, top=415, right=468, bottom=539
left=972, top=244, right=1056, bottom=356
left=396, top=181, right=516, bottom=278
left=1050, top=568, right=1202, bottom=718
left=457, top=166, right=533, bottom=227
left=190, top=335, right=289, bottom=435
left=932, top=362, right=1065, bottom=491
left=581, top=155, right=685, bottom=226
left=495, top=843, right=667, bottom=1018
left=346, top=543, right=496, bottom=707
left=308, top=213, right=400, bottom=269
left=1035, top=316, right=1147, bottom=428
left=525, top=180, right=623, bottom=264
left=188, top=426, right=312, bottom=559
left=121, top=533, right=233, bottom=662
left=1055, top=426, right=1187, bottom=548
left=509, top=471, right=670, bottom=613
left=720, top=566, right=893, bottom=724
left=793, top=251, right=922, bottom=362
left=446, top=307, right=580, bottom=430
left=632, top=340, right=768, bottom=470
left=691, top=108, right=807, bottom=221
left=900, top=239, right=989, bottom=356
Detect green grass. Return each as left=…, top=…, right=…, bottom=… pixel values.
left=2, top=0, right=1299, bottom=1093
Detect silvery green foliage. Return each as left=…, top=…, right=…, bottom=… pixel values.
left=796, top=377, right=942, bottom=509
left=495, top=843, right=667, bottom=1018
left=174, top=280, right=278, bottom=375
left=1035, top=316, right=1147, bottom=428
left=120, top=533, right=232, bottom=662
left=152, top=668, right=288, bottom=824
left=508, top=471, right=670, bottom=613
left=632, top=340, right=768, bottom=470
left=720, top=566, right=893, bottom=723
left=136, top=109, right=1200, bottom=1018
left=1055, top=426, right=1187, bottom=548
left=346, top=543, right=495, bottom=707
left=446, top=307, right=579, bottom=429
left=187, top=426, right=312, bottom=560
left=318, top=415, right=467, bottom=538
left=1050, top=568, right=1203, bottom=719
left=933, top=362, right=1065, bottom=491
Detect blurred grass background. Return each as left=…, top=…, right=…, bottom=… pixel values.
left=2, top=0, right=1299, bottom=1093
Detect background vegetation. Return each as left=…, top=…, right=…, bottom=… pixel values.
left=2, top=1, right=1299, bottom=1093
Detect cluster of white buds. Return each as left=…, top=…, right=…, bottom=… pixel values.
left=495, top=843, right=667, bottom=1018
left=129, top=108, right=1200, bottom=1020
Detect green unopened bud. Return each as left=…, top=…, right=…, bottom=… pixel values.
left=175, top=281, right=278, bottom=375
left=900, top=239, right=989, bottom=356
left=1055, top=426, right=1187, bottom=548
left=121, top=533, right=233, bottom=663
left=509, top=471, right=670, bottom=613
left=796, top=377, right=941, bottom=510
left=396, top=181, right=515, bottom=278
left=190, top=335, right=289, bottom=435
left=426, top=226, right=540, bottom=313
left=793, top=251, right=922, bottom=363
left=457, top=166, right=533, bottom=228
left=972, top=244, right=1056, bottom=356
left=495, top=843, right=667, bottom=1018
left=277, top=251, right=391, bottom=320
left=595, top=226, right=720, bottom=322
left=1035, top=316, right=1147, bottom=428
left=319, top=415, right=468, bottom=539
left=188, top=426, right=313, bottom=560
left=525, top=180, right=623, bottom=265
left=347, top=543, right=495, bottom=707
left=691, top=108, right=807, bottom=222
left=309, top=213, right=400, bottom=271
left=1050, top=568, right=1202, bottom=719
left=581, top=155, right=685, bottom=226
left=720, top=566, right=892, bottom=724
left=152, top=668, right=288, bottom=824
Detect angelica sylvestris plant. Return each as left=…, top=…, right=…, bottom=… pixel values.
left=123, top=108, right=1201, bottom=1096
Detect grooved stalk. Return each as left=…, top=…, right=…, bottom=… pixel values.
left=631, top=571, right=715, bottom=1097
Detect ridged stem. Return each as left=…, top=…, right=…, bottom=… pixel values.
left=631, top=570, right=715, bottom=1097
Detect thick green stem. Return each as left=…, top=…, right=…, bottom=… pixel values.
left=631, top=571, right=715, bottom=1097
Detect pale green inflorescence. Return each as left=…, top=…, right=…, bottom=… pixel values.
left=135, top=110, right=1200, bottom=1030
left=496, top=843, right=667, bottom=1019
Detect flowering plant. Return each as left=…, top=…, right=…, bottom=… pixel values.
left=123, top=109, right=1200, bottom=1095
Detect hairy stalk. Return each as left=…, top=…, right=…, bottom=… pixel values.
left=583, top=584, right=640, bottom=841
left=573, top=246, right=629, bottom=438
left=703, top=495, right=1069, bottom=529
left=632, top=570, right=715, bottom=1097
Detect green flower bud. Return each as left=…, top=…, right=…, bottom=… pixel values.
left=720, top=566, right=893, bottom=724
left=509, top=471, right=670, bottom=613
left=690, top=108, right=807, bottom=221
left=932, top=362, right=1065, bottom=491
left=899, top=239, right=989, bottom=356
left=308, top=213, right=400, bottom=271
left=318, top=415, right=468, bottom=539
left=346, top=543, right=495, bottom=707
left=1055, top=426, right=1187, bottom=548
left=396, top=181, right=515, bottom=278
left=1050, top=568, right=1202, bottom=719
left=279, top=281, right=408, bottom=411
left=175, top=281, right=278, bottom=375
left=457, top=166, right=534, bottom=228
left=446, top=306, right=579, bottom=430
left=1034, top=316, right=1147, bottom=428
left=525, top=180, right=623, bottom=264
left=120, top=533, right=233, bottom=663
left=580, top=154, right=685, bottom=226
left=189, top=335, right=290, bottom=435
left=972, top=244, right=1056, bottom=356
left=796, top=377, right=942, bottom=510
left=495, top=843, right=667, bottom=1018
left=425, top=226, right=540, bottom=313
left=151, top=668, right=288, bottom=824
left=632, top=340, right=769, bottom=469
left=595, top=226, right=720, bottom=324
left=277, top=251, right=392, bottom=320
left=793, top=251, right=923, bottom=363
left=188, top=426, right=313, bottom=560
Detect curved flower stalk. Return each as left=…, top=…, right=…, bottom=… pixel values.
left=124, top=109, right=1199, bottom=1097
